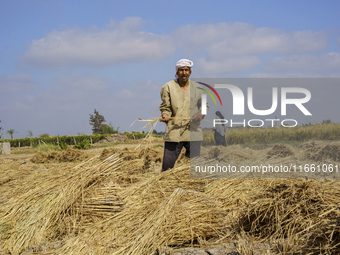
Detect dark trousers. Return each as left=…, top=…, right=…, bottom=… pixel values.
left=161, top=141, right=202, bottom=172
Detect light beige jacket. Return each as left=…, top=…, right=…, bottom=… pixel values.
left=159, top=80, right=208, bottom=142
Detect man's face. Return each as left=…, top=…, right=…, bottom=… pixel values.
left=177, top=66, right=191, bottom=83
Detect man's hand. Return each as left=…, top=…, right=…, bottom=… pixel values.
left=192, top=112, right=204, bottom=121
left=160, top=113, right=170, bottom=123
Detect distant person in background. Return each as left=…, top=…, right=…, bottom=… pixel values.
left=214, top=111, right=227, bottom=146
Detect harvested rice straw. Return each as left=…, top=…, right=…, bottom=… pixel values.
left=205, top=177, right=340, bottom=253
left=132, top=116, right=213, bottom=129
left=58, top=187, right=225, bottom=255
left=57, top=163, right=219, bottom=254
left=56, top=153, right=340, bottom=254
left=0, top=153, right=122, bottom=255
left=131, top=116, right=213, bottom=150
left=130, top=117, right=160, bottom=150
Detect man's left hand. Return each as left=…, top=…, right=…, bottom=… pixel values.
left=192, top=112, right=204, bottom=121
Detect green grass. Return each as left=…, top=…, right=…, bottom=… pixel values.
left=11, top=149, right=35, bottom=155
left=35, top=144, right=60, bottom=152
left=91, top=142, right=123, bottom=148
left=11, top=144, right=60, bottom=154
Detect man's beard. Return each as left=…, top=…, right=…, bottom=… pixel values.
left=180, top=75, right=188, bottom=81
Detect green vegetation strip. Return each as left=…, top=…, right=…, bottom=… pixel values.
left=1, top=131, right=157, bottom=148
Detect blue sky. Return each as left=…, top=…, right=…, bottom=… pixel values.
left=0, top=0, right=340, bottom=138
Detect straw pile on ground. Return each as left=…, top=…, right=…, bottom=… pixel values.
left=1, top=141, right=340, bottom=254
left=31, top=148, right=89, bottom=163
left=98, top=133, right=129, bottom=143
left=0, top=154, right=122, bottom=254
left=56, top=163, right=340, bottom=254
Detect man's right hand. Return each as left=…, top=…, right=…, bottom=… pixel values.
left=160, top=113, right=170, bottom=123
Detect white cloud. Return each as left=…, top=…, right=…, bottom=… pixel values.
left=0, top=73, right=37, bottom=93
left=18, top=18, right=333, bottom=77
left=249, top=73, right=329, bottom=78
left=172, top=22, right=328, bottom=58
left=0, top=73, right=111, bottom=113
left=116, top=89, right=134, bottom=99
left=52, top=73, right=108, bottom=91
left=195, top=56, right=261, bottom=75
left=128, top=79, right=162, bottom=93
left=264, top=52, right=340, bottom=73
left=19, top=17, right=175, bottom=69
left=114, top=80, right=161, bottom=104
left=19, top=19, right=330, bottom=72
left=170, top=22, right=329, bottom=75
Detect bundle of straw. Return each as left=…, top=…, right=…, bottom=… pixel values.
left=0, top=154, right=122, bottom=254
left=58, top=186, right=225, bottom=255
left=205, top=178, right=340, bottom=253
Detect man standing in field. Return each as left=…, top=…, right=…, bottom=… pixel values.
left=159, top=59, right=207, bottom=172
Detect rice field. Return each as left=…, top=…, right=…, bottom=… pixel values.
left=0, top=127, right=340, bottom=254
left=203, top=123, right=340, bottom=146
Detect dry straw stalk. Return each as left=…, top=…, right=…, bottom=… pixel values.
left=0, top=154, right=122, bottom=254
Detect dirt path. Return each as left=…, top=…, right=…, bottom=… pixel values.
left=0, top=153, right=35, bottom=160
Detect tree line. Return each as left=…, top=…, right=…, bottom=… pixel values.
left=0, top=109, right=119, bottom=140
left=0, top=119, right=17, bottom=139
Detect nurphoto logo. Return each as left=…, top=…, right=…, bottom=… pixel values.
left=199, top=83, right=312, bottom=128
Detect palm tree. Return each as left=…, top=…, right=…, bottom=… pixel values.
left=7, top=129, right=16, bottom=140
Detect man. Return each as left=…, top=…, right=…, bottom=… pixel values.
left=159, top=59, right=207, bottom=172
